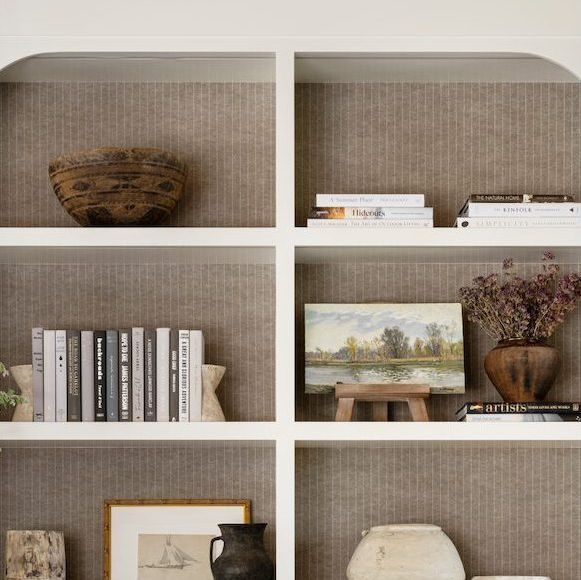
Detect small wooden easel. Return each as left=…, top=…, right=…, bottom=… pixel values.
left=334, top=383, right=431, bottom=422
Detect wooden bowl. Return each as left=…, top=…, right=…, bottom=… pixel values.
left=49, top=147, right=188, bottom=226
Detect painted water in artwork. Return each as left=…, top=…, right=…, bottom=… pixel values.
left=305, top=303, right=465, bottom=394
left=138, top=534, right=214, bottom=580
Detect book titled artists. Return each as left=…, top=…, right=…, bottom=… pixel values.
left=457, top=402, right=581, bottom=422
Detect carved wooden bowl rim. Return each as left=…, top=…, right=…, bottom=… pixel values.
left=48, top=147, right=188, bottom=176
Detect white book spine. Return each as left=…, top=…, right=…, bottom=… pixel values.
left=189, top=330, right=204, bottom=422
left=42, top=330, right=56, bottom=422
left=132, top=327, right=145, bottom=422
left=80, top=331, right=95, bottom=422
left=55, top=330, right=67, bottom=422
left=307, top=218, right=433, bottom=228
left=463, top=414, right=561, bottom=422
left=456, top=217, right=581, bottom=228
left=156, top=328, right=171, bottom=422
left=31, top=327, right=44, bottom=422
left=316, top=194, right=425, bottom=207
left=463, top=202, right=581, bottom=217
left=313, top=207, right=433, bottom=219
left=178, top=330, right=190, bottom=422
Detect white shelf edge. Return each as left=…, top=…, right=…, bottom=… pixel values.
left=0, top=421, right=279, bottom=441
left=2, top=227, right=581, bottom=250
left=293, top=227, right=581, bottom=248
left=293, top=421, right=581, bottom=442
left=0, top=228, right=278, bottom=247
left=1, top=421, right=579, bottom=442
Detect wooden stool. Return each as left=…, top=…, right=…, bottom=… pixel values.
left=334, top=383, right=430, bottom=422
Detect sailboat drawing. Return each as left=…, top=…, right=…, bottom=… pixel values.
left=141, top=536, right=200, bottom=570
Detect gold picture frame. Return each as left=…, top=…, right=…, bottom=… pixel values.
left=103, top=499, right=251, bottom=580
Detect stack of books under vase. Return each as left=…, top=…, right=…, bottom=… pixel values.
left=307, top=194, right=434, bottom=228
left=457, top=402, right=581, bottom=422
left=454, top=193, right=581, bottom=228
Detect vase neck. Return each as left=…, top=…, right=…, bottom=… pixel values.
left=497, top=338, right=546, bottom=347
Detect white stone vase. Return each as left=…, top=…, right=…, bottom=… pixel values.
left=347, top=524, right=465, bottom=580
left=5, top=530, right=66, bottom=580
left=10, top=365, right=33, bottom=422
left=202, top=364, right=226, bottom=422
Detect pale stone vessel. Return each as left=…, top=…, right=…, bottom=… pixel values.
left=202, top=364, right=226, bottom=422
left=10, top=365, right=33, bottom=422
left=347, top=524, right=465, bottom=580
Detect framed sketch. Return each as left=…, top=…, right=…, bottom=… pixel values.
left=104, top=499, right=251, bottom=580
left=305, top=303, right=465, bottom=394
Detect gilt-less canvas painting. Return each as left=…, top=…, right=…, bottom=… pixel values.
left=304, top=303, right=465, bottom=394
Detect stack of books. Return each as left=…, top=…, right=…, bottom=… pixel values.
left=455, top=193, right=581, bottom=228
left=457, top=402, right=581, bottom=422
left=307, top=194, right=433, bottom=228
left=31, top=327, right=205, bottom=423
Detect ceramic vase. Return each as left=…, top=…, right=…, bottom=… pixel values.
left=347, top=524, right=465, bottom=580
left=484, top=340, right=560, bottom=402
left=210, top=523, right=274, bottom=580
left=5, top=530, right=66, bottom=580
left=10, top=365, right=33, bottom=422
left=202, top=364, right=226, bottom=422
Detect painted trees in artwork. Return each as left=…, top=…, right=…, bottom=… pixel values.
left=306, top=322, right=463, bottom=363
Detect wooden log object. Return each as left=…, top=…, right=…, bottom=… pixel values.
left=5, top=530, right=66, bottom=580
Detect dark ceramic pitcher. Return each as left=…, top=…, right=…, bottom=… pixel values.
left=210, top=523, right=274, bottom=580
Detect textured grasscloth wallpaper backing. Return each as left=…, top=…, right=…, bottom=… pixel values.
left=296, top=261, right=581, bottom=421
left=0, top=82, right=276, bottom=227
left=0, top=442, right=275, bottom=580
left=0, top=262, right=275, bottom=421
left=296, top=444, right=581, bottom=580
left=296, top=82, right=581, bottom=226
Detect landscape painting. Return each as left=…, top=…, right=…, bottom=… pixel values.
left=137, top=534, right=214, bottom=580
left=305, top=303, right=465, bottom=394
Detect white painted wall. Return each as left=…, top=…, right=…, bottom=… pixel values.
left=1, top=0, right=580, bottom=37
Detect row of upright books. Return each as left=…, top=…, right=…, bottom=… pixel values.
left=31, top=328, right=205, bottom=422
left=307, top=194, right=434, bottom=228
left=454, top=193, right=581, bottom=228
left=457, top=402, right=581, bottom=422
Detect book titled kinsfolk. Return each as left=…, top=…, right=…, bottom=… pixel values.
left=454, top=193, right=581, bottom=228
left=31, top=327, right=204, bottom=422
left=308, top=194, right=434, bottom=228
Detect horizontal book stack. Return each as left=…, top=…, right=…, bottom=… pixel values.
left=457, top=402, right=581, bottom=422
left=307, top=194, right=433, bottom=228
left=454, top=193, right=581, bottom=228
left=31, top=327, right=204, bottom=422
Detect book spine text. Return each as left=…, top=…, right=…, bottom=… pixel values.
left=118, top=329, right=132, bottom=422
left=31, top=327, right=44, bottom=422
left=131, top=328, right=145, bottom=422
left=80, top=331, right=95, bottom=422
left=66, top=330, right=81, bottom=422
left=106, top=330, right=119, bottom=422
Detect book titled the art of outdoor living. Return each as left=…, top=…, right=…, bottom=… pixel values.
left=304, top=303, right=465, bottom=394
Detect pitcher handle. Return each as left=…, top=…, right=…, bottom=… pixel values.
left=210, top=536, right=223, bottom=564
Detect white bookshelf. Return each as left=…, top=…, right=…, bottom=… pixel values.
left=1, top=420, right=580, bottom=442
left=1, top=41, right=581, bottom=579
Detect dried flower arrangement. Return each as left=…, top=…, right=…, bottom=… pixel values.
left=459, top=251, right=581, bottom=342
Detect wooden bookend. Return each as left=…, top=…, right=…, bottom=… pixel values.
left=334, top=383, right=430, bottom=422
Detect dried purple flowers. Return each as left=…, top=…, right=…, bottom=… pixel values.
left=459, top=251, right=581, bottom=342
